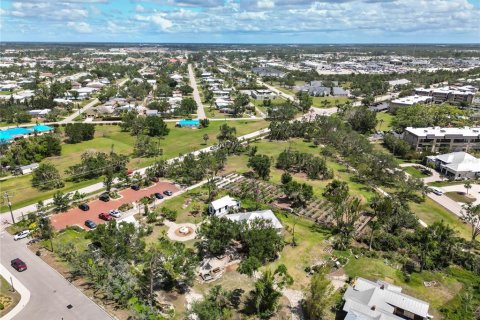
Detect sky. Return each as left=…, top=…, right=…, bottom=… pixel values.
left=0, top=0, right=479, bottom=43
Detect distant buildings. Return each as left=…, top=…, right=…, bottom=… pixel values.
left=251, top=67, right=286, bottom=78
left=414, top=85, right=477, bottom=105
left=298, top=80, right=349, bottom=97
left=426, top=152, right=480, bottom=180
left=342, top=277, right=431, bottom=320
left=403, top=126, right=480, bottom=153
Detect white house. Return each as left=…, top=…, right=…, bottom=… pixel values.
left=426, top=152, right=480, bottom=180
left=208, top=196, right=240, bottom=216
left=15, top=163, right=39, bottom=175
left=226, top=210, right=283, bottom=232
left=343, top=278, right=431, bottom=320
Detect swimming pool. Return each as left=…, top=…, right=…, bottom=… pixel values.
left=0, top=125, right=54, bottom=143
left=178, top=119, right=200, bottom=127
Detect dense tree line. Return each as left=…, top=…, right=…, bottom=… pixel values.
left=120, top=112, right=170, bottom=137
left=276, top=149, right=333, bottom=180
left=66, top=151, right=128, bottom=182
left=64, top=123, right=95, bottom=143
left=0, top=134, right=61, bottom=167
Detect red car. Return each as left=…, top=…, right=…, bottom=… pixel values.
left=11, top=258, right=27, bottom=272
left=98, top=212, right=113, bottom=221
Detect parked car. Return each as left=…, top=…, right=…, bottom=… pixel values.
left=13, top=230, right=30, bottom=241
left=109, top=209, right=122, bottom=218
left=131, top=185, right=140, bottom=191
left=85, top=220, right=97, bottom=229
left=429, top=187, right=444, bottom=196
left=78, top=203, right=90, bottom=211
left=99, top=193, right=110, bottom=202
left=11, top=258, right=27, bottom=272
left=153, top=192, right=164, bottom=200
left=98, top=212, right=113, bottom=221
left=163, top=190, right=173, bottom=196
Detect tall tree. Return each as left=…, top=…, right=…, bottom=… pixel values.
left=32, top=162, right=64, bottom=190
left=303, top=271, right=332, bottom=320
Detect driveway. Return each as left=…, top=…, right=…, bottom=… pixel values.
left=0, top=233, right=112, bottom=320
left=50, top=181, right=179, bottom=230
left=441, top=184, right=480, bottom=206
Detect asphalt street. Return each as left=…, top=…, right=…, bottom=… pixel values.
left=0, top=232, right=112, bottom=320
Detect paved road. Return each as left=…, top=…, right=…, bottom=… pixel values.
left=60, top=98, right=99, bottom=123
left=188, top=64, right=206, bottom=119
left=0, top=233, right=112, bottom=320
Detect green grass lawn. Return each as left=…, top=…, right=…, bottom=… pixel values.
left=403, top=166, right=430, bottom=178
left=376, top=112, right=393, bottom=131
left=312, top=96, right=349, bottom=108
left=266, top=213, right=331, bottom=290
left=444, top=191, right=476, bottom=204
left=343, top=257, right=464, bottom=319
left=42, top=228, right=90, bottom=252
left=223, top=139, right=375, bottom=201
left=1, top=121, right=268, bottom=212
left=410, top=198, right=472, bottom=240
left=0, top=275, right=21, bottom=317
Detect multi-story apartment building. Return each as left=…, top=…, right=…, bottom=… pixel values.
left=403, top=126, right=480, bottom=153
left=414, top=86, right=476, bottom=105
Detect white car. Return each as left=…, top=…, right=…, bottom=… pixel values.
left=109, top=209, right=122, bottom=218
left=13, top=230, right=31, bottom=241
left=429, top=187, right=444, bottom=196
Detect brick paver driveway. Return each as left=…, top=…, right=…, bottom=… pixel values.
left=51, top=181, right=179, bottom=230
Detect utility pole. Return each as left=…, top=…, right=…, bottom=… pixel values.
left=4, top=192, right=15, bottom=224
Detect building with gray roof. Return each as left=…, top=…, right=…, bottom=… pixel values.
left=342, top=278, right=431, bottom=320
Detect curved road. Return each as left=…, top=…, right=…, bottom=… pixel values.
left=0, top=232, right=112, bottom=320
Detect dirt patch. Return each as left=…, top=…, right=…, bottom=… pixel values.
left=226, top=263, right=239, bottom=272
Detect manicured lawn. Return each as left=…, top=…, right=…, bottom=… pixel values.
left=376, top=112, right=393, bottom=131
left=444, top=191, right=475, bottom=204
left=42, top=228, right=90, bottom=252
left=0, top=275, right=21, bottom=318
left=410, top=198, right=472, bottom=240
left=343, top=257, right=464, bottom=319
left=403, top=166, right=430, bottom=178
left=312, top=96, right=349, bottom=108
left=1, top=121, right=267, bottom=212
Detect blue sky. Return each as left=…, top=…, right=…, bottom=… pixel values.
left=1, top=0, right=479, bottom=43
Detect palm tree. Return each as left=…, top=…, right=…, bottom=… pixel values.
left=464, top=181, right=472, bottom=195
left=461, top=203, right=480, bottom=242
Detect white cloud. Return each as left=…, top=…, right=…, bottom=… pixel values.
left=257, top=0, right=275, bottom=9
left=67, top=21, right=92, bottom=33
left=135, top=5, right=146, bottom=13
left=134, top=13, right=173, bottom=31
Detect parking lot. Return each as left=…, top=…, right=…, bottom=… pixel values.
left=50, top=181, right=179, bottom=230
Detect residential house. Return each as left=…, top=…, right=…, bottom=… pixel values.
left=208, top=195, right=241, bottom=216
left=426, top=152, right=480, bottom=180
left=251, top=89, right=275, bottom=100
left=342, top=277, right=431, bottom=320
left=226, top=210, right=283, bottom=233
left=14, top=163, right=39, bottom=175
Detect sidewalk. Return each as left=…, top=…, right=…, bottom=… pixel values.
left=0, top=263, right=31, bottom=320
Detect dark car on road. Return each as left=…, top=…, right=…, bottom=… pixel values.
left=99, top=193, right=110, bottom=202
left=79, top=203, right=90, bottom=211
left=98, top=212, right=113, bottom=221
left=11, top=258, right=27, bottom=272
left=163, top=190, right=173, bottom=196
left=131, top=185, right=140, bottom=191
left=153, top=192, right=164, bottom=200
left=85, top=220, right=97, bottom=229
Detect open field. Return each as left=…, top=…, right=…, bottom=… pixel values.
left=223, top=138, right=375, bottom=201
left=1, top=120, right=267, bottom=212
left=312, top=96, right=350, bottom=108
left=410, top=198, right=471, bottom=240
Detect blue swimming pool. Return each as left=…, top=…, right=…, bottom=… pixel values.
left=178, top=119, right=200, bottom=127
left=0, top=125, right=53, bottom=143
